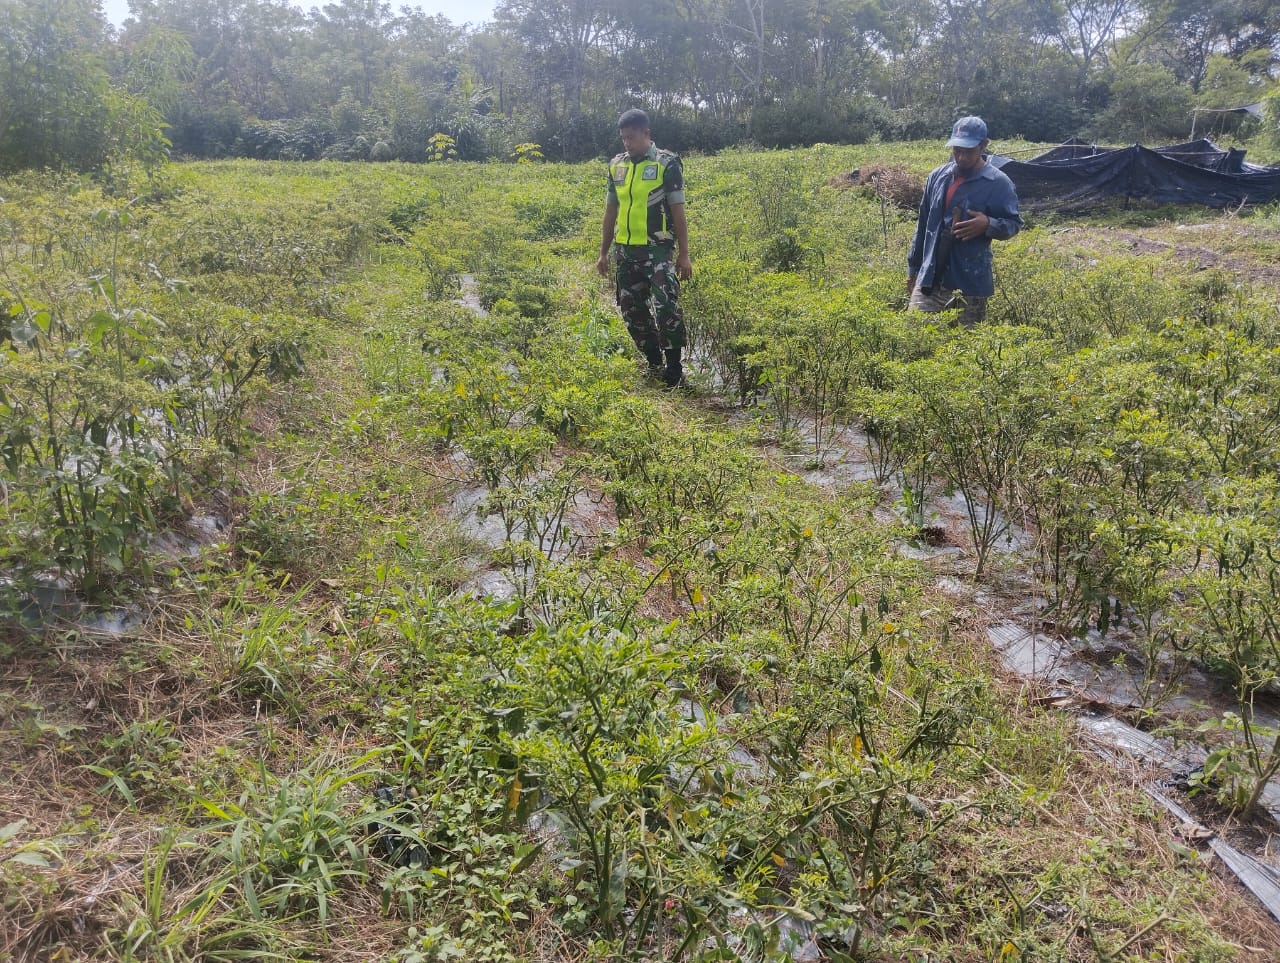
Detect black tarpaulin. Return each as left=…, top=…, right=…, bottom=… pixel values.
left=988, top=138, right=1280, bottom=209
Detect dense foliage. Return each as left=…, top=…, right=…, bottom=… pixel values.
left=2, top=0, right=1278, bottom=170
left=0, top=0, right=169, bottom=175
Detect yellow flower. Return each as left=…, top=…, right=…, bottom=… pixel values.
left=882, top=621, right=896, bottom=633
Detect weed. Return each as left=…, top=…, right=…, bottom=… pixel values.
left=109, top=833, right=292, bottom=962
left=88, top=718, right=184, bottom=809
left=197, top=756, right=376, bottom=922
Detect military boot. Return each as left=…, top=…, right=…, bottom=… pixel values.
left=634, top=332, right=663, bottom=372
left=644, top=345, right=665, bottom=377
left=662, top=348, right=684, bottom=389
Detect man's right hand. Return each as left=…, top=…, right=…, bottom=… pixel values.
left=596, top=252, right=611, bottom=277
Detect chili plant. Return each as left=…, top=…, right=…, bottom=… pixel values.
left=900, top=327, right=1052, bottom=575
left=2, top=314, right=172, bottom=597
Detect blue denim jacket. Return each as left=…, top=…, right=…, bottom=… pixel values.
left=907, top=159, right=1022, bottom=297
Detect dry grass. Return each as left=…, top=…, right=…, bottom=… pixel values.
left=920, top=624, right=1280, bottom=960
left=828, top=162, right=925, bottom=212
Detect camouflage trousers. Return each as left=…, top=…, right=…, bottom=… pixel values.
left=614, top=243, right=685, bottom=359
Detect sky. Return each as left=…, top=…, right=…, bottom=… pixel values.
left=100, top=0, right=498, bottom=29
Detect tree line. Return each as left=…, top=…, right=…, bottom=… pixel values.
left=1, top=0, right=1277, bottom=171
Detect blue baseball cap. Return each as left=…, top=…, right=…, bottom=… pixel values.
left=946, top=116, right=988, bottom=148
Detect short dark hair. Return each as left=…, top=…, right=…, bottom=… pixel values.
left=618, top=108, right=649, bottom=131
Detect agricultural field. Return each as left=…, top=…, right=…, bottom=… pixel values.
left=3, top=144, right=1280, bottom=961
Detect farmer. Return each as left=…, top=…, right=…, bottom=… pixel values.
left=596, top=108, right=692, bottom=388
left=907, top=116, right=1022, bottom=326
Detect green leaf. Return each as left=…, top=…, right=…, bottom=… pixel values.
left=85, top=310, right=115, bottom=344
left=194, top=797, right=234, bottom=820
left=85, top=764, right=137, bottom=808
left=510, top=840, right=546, bottom=874
left=242, top=871, right=262, bottom=919
left=606, top=856, right=628, bottom=920
left=11, top=851, right=52, bottom=868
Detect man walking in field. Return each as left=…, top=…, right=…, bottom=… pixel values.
left=907, top=116, right=1022, bottom=326
left=596, top=109, right=692, bottom=388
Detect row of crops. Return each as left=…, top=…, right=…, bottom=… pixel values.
left=0, top=174, right=352, bottom=600
left=2, top=151, right=1277, bottom=960
left=684, top=169, right=1280, bottom=816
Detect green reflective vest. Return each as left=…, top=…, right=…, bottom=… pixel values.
left=608, top=147, right=682, bottom=246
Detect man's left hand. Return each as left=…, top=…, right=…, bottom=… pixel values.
left=953, top=209, right=989, bottom=241
left=676, top=252, right=693, bottom=281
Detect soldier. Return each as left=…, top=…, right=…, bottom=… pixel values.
left=596, top=109, right=692, bottom=388
left=907, top=116, right=1022, bottom=327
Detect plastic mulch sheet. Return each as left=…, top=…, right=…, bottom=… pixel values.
left=989, top=138, right=1280, bottom=209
